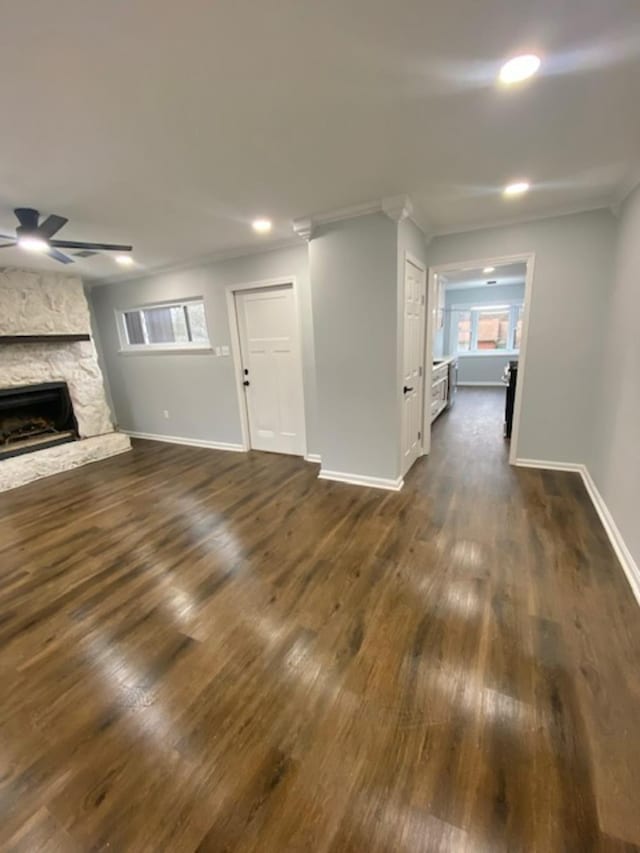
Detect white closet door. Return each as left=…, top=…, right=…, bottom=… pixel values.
left=401, top=258, right=426, bottom=474
left=236, top=285, right=305, bottom=456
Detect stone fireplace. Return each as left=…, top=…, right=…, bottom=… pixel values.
left=0, top=268, right=130, bottom=491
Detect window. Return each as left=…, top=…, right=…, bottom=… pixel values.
left=119, top=299, right=210, bottom=350
left=452, top=303, right=523, bottom=355
left=456, top=310, right=471, bottom=352
left=476, top=307, right=510, bottom=350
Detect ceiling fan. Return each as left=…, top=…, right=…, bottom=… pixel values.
left=0, top=208, right=132, bottom=264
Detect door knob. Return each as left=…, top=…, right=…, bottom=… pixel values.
left=243, top=380, right=250, bottom=387
left=403, top=385, right=414, bottom=394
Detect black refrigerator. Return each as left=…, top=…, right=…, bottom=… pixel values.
left=504, top=360, right=518, bottom=439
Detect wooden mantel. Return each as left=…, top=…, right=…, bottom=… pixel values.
left=0, top=334, right=91, bottom=345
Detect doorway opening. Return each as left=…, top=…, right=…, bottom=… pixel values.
left=227, top=278, right=307, bottom=457
left=422, top=253, right=534, bottom=467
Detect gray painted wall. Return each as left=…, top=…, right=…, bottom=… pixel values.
left=445, top=282, right=525, bottom=384
left=88, top=243, right=319, bottom=453
left=590, top=185, right=640, bottom=570
left=456, top=355, right=512, bottom=385
left=427, top=209, right=617, bottom=465
left=310, top=212, right=400, bottom=480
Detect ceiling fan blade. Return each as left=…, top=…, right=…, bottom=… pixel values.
left=38, top=214, right=68, bottom=238
left=14, top=207, right=39, bottom=230
left=0, top=241, right=17, bottom=249
left=48, top=248, right=74, bottom=264
left=50, top=239, right=133, bottom=252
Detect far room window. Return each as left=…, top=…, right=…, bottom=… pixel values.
left=119, top=299, right=210, bottom=350
left=453, top=303, right=522, bottom=355
left=475, top=307, right=510, bottom=350
left=456, top=310, right=472, bottom=352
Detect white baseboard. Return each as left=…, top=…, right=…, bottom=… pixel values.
left=579, top=466, right=640, bottom=607
left=515, top=458, right=583, bottom=473
left=124, top=430, right=246, bottom=453
left=458, top=381, right=503, bottom=387
left=318, top=469, right=404, bottom=491
left=514, top=457, right=640, bottom=607
left=305, top=453, right=322, bottom=464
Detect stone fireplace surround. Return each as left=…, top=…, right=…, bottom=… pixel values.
left=0, top=268, right=130, bottom=491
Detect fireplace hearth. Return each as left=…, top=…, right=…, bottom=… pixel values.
left=0, top=382, right=79, bottom=460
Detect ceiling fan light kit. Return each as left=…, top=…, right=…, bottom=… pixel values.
left=0, top=208, right=133, bottom=265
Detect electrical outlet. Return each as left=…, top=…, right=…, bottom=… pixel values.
left=163, top=409, right=169, bottom=419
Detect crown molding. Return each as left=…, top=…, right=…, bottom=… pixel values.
left=292, top=217, right=313, bottom=241
left=610, top=166, right=640, bottom=215
left=87, top=236, right=302, bottom=286
left=429, top=199, right=614, bottom=239
left=292, top=194, right=425, bottom=241
left=381, top=194, right=413, bottom=223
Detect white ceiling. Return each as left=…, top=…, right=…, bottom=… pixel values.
left=441, top=262, right=527, bottom=291
left=1, top=0, right=639, bottom=281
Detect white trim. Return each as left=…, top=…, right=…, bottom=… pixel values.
left=514, top=458, right=640, bottom=607
left=381, top=195, right=413, bottom=223
left=225, top=276, right=308, bottom=457
left=430, top=201, right=612, bottom=238
left=458, top=381, right=503, bottom=387
left=580, top=467, right=640, bottom=607
left=293, top=195, right=430, bottom=242
left=91, top=237, right=302, bottom=286
left=123, top=430, right=245, bottom=452
left=514, top=458, right=583, bottom=473
left=425, top=252, right=535, bottom=467
left=610, top=168, right=640, bottom=212
left=118, top=347, right=213, bottom=356
left=318, top=469, right=404, bottom=491
left=305, top=453, right=322, bottom=464
left=292, top=218, right=313, bottom=241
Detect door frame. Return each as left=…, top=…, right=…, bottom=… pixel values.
left=399, top=250, right=428, bottom=475
left=226, top=276, right=308, bottom=457
left=424, top=251, right=536, bottom=465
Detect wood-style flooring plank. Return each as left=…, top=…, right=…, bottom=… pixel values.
left=1, top=389, right=639, bottom=851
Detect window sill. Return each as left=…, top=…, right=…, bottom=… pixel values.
left=456, top=351, right=519, bottom=358
left=119, top=346, right=214, bottom=356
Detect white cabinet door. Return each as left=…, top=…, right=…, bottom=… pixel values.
left=401, top=258, right=426, bottom=474
left=236, top=285, right=305, bottom=456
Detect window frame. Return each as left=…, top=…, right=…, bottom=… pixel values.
left=450, top=301, right=523, bottom=357
left=116, top=298, right=212, bottom=353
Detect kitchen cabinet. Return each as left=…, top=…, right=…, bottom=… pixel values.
left=431, top=357, right=457, bottom=423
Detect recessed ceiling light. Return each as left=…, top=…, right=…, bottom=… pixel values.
left=115, top=254, right=134, bottom=266
left=18, top=235, right=48, bottom=253
left=252, top=218, right=272, bottom=234
left=499, top=54, right=541, bottom=85
left=483, top=266, right=495, bottom=274
left=503, top=181, right=530, bottom=197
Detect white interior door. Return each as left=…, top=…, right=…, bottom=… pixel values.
left=401, top=258, right=426, bottom=474
left=235, top=284, right=305, bottom=456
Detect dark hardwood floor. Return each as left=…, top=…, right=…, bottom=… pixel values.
left=1, top=388, right=639, bottom=852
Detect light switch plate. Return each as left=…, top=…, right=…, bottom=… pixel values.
left=221, top=345, right=230, bottom=356
left=215, top=346, right=222, bottom=356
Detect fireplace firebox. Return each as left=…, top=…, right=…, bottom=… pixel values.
left=0, top=382, right=79, bottom=460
